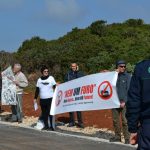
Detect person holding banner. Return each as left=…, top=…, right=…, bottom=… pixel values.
left=34, top=66, right=56, bottom=131
left=65, top=63, right=84, bottom=128
left=11, top=64, right=28, bottom=123
left=110, top=60, right=131, bottom=144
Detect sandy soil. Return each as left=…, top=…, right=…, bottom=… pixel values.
left=1, top=92, right=114, bottom=131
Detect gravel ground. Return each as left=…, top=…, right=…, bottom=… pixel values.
left=0, top=112, right=124, bottom=142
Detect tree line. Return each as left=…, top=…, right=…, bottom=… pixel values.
left=1, top=18, right=150, bottom=82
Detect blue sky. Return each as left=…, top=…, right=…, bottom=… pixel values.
left=0, top=0, right=149, bottom=51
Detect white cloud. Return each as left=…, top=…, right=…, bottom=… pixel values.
left=0, top=0, right=24, bottom=10
left=44, top=0, right=85, bottom=23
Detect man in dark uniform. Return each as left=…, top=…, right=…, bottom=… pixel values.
left=110, top=60, right=131, bottom=143
left=65, top=63, right=84, bottom=128
left=0, top=72, right=3, bottom=113
left=126, top=60, right=150, bottom=149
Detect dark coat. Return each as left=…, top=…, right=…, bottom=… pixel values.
left=126, top=60, right=150, bottom=133
left=64, top=70, right=84, bottom=82
left=116, top=72, right=131, bottom=103
left=0, top=77, right=2, bottom=100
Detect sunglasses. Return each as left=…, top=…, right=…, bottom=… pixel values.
left=119, top=66, right=126, bottom=68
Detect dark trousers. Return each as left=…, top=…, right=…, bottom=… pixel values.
left=0, top=91, right=1, bottom=111
left=40, top=98, right=53, bottom=128
left=137, top=122, right=150, bottom=150
left=112, top=107, right=129, bottom=140
left=69, top=111, right=83, bottom=124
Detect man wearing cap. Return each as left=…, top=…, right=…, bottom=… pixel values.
left=110, top=60, right=131, bottom=144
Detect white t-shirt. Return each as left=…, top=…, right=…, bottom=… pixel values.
left=36, top=76, right=56, bottom=99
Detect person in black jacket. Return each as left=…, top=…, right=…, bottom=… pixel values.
left=110, top=60, right=131, bottom=143
left=126, top=60, right=150, bottom=149
left=64, top=63, right=84, bottom=128
left=0, top=73, right=2, bottom=113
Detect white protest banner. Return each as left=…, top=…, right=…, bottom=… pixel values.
left=50, top=71, right=120, bottom=115
left=1, top=66, right=16, bottom=105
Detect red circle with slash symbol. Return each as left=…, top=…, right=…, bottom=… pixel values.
left=98, top=81, right=113, bottom=100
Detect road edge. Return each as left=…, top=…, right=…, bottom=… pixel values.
left=0, top=120, right=137, bottom=149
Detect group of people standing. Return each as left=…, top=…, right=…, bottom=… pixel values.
left=0, top=59, right=150, bottom=149
left=33, top=60, right=131, bottom=143
left=0, top=63, right=85, bottom=131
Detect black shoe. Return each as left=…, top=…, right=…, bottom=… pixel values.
left=49, top=127, right=55, bottom=131
left=109, top=137, right=121, bottom=142
left=10, top=119, right=18, bottom=122
left=125, top=139, right=130, bottom=144
left=42, top=127, right=49, bottom=130
left=67, top=123, right=75, bottom=127
left=77, top=123, right=84, bottom=128
left=18, top=120, right=22, bottom=124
